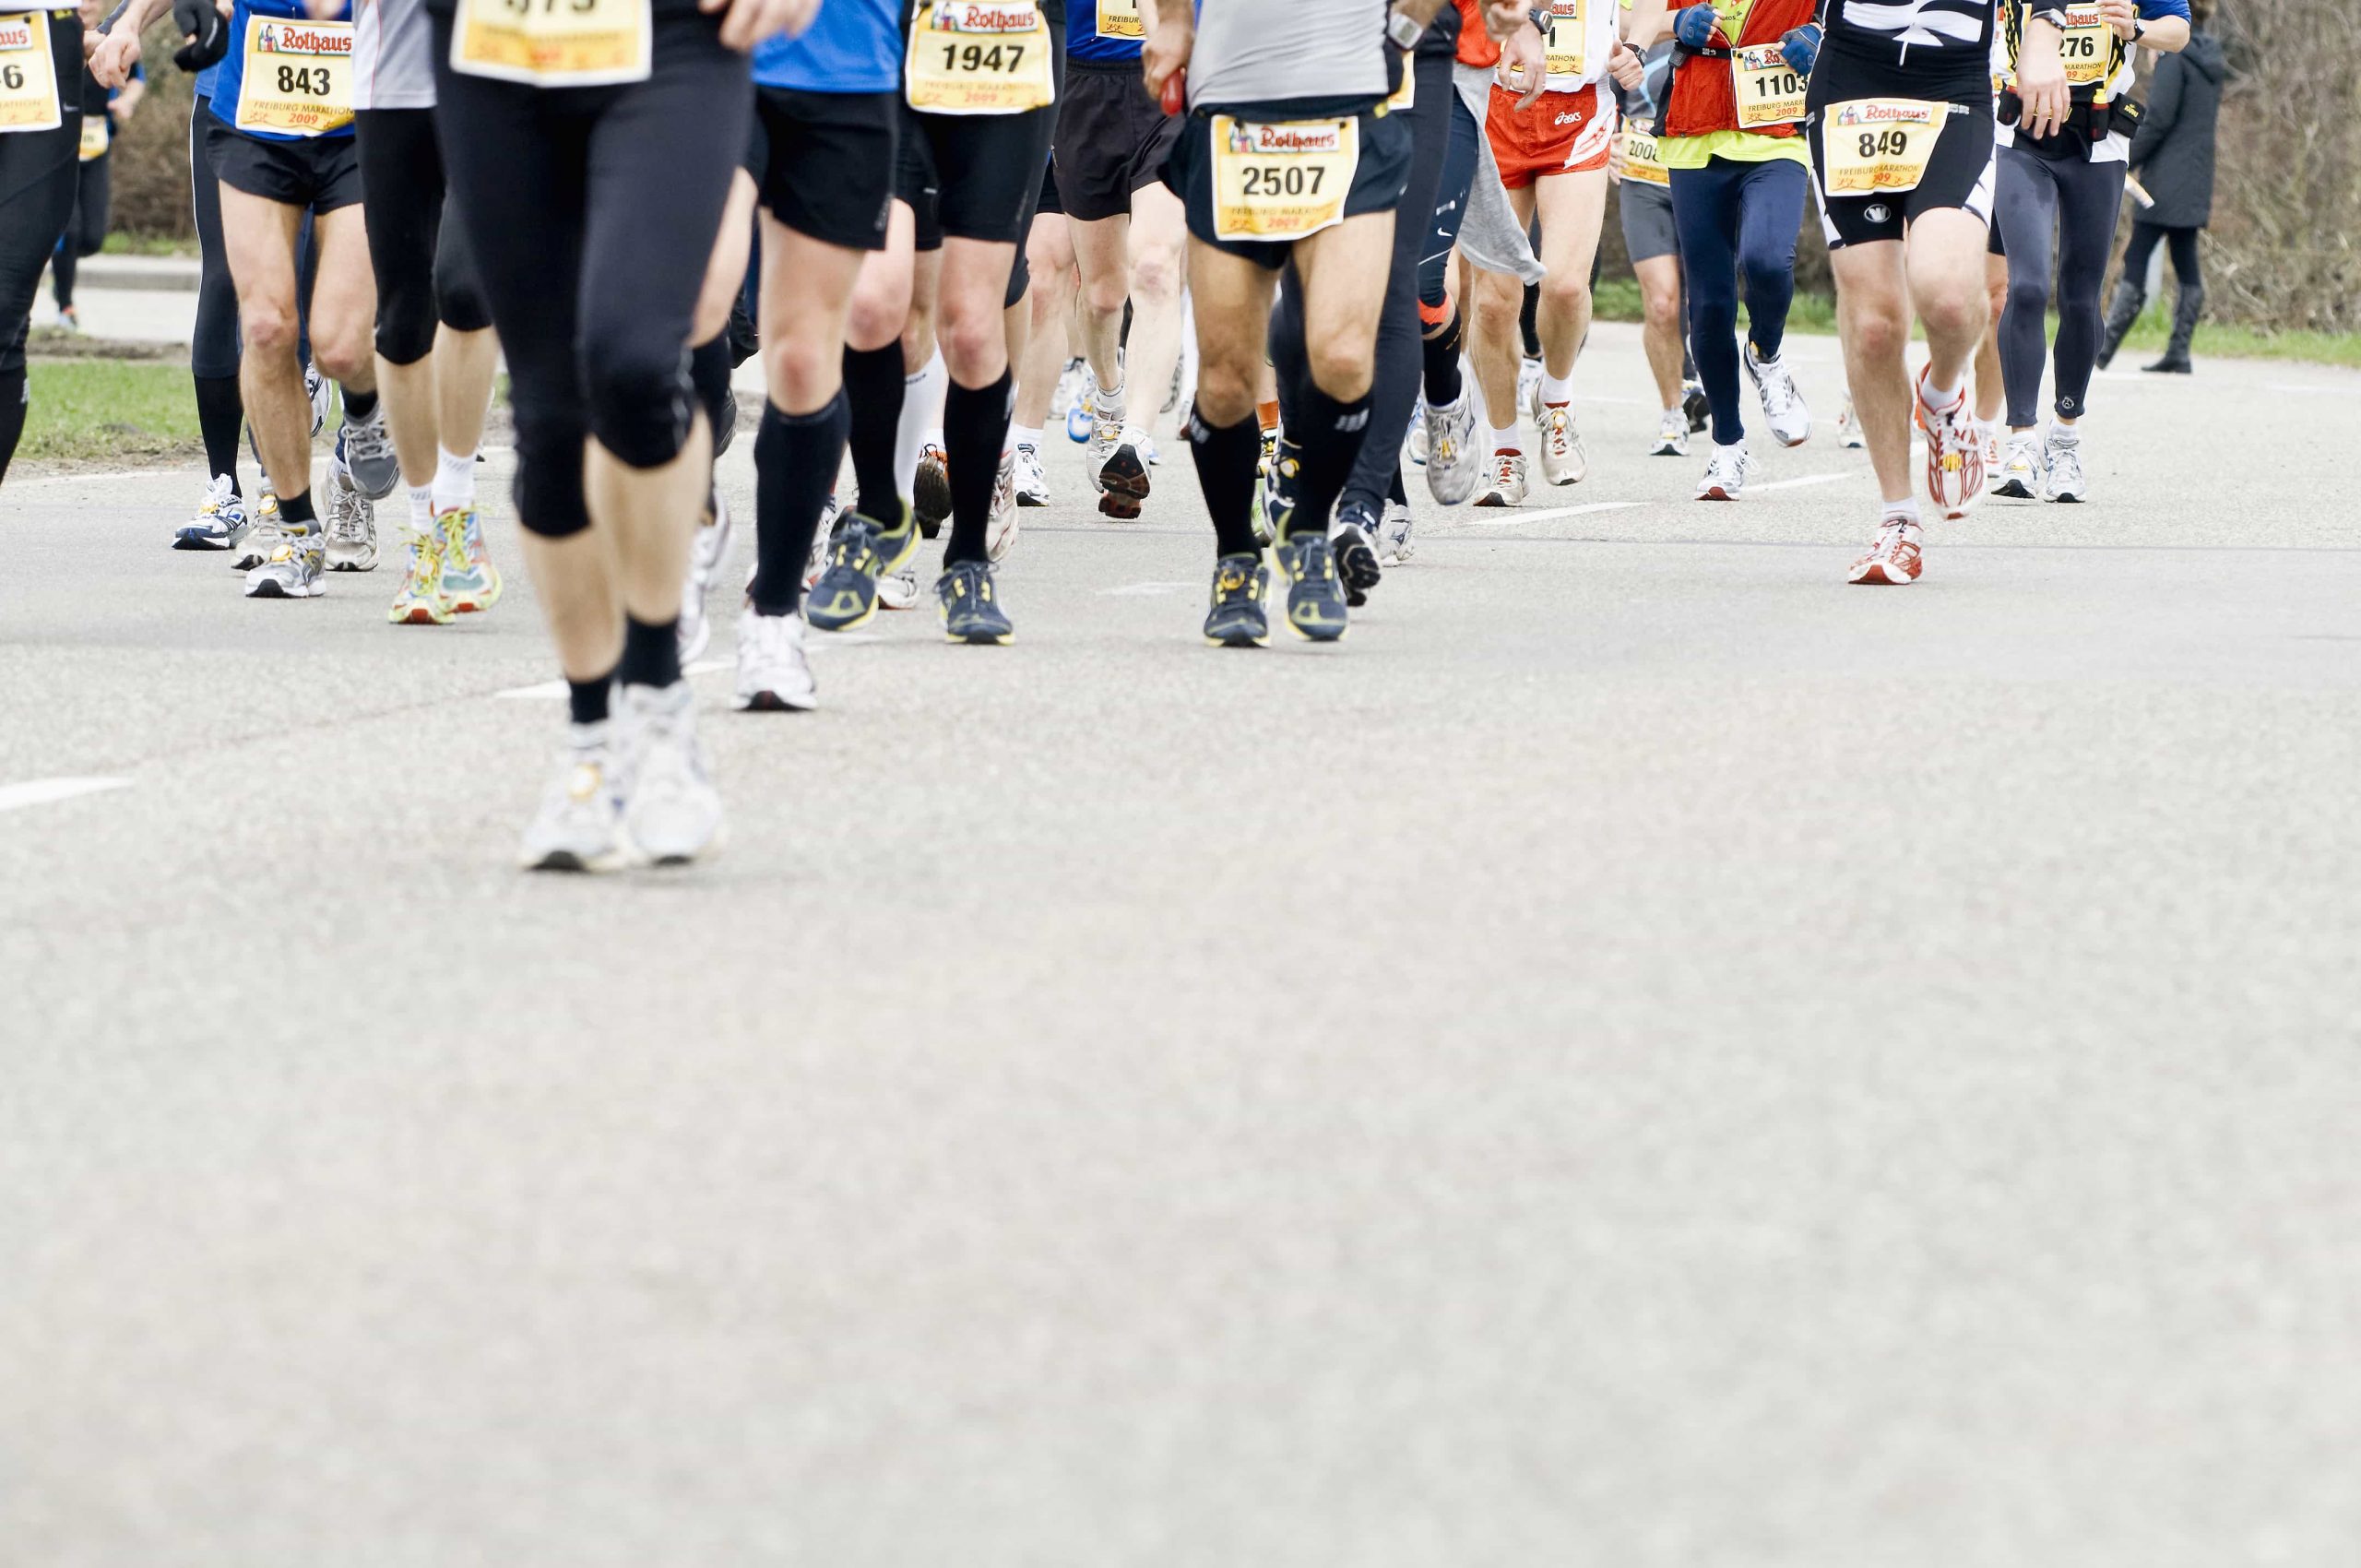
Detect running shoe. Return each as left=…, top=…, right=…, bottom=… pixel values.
left=1050, top=357, right=1086, bottom=421
left=1915, top=369, right=1986, bottom=520
left=1261, top=435, right=1302, bottom=542
left=937, top=559, right=1013, bottom=644
left=1992, top=432, right=2044, bottom=500
left=621, top=679, right=724, bottom=865
left=806, top=503, right=916, bottom=632
left=2044, top=428, right=2086, bottom=503
left=1404, top=422, right=1428, bottom=468
left=439, top=505, right=502, bottom=612
left=913, top=444, right=951, bottom=540
left=1331, top=501, right=1383, bottom=609
left=244, top=524, right=326, bottom=600
left=1203, top=552, right=1270, bottom=647
left=679, top=487, right=734, bottom=662
left=1837, top=392, right=1866, bottom=449
left=1538, top=403, right=1587, bottom=485
left=1275, top=531, right=1349, bottom=643
left=805, top=495, right=842, bottom=588
left=337, top=401, right=399, bottom=501
left=1099, top=425, right=1150, bottom=519
left=305, top=362, right=332, bottom=438
left=1846, top=517, right=1924, bottom=586
left=387, top=525, right=453, bottom=624
left=518, top=721, right=632, bottom=873
left=1065, top=386, right=1094, bottom=444
left=877, top=559, right=922, bottom=611
left=1473, top=449, right=1528, bottom=508
left=1423, top=390, right=1482, bottom=505
left=733, top=607, right=817, bottom=712
left=1087, top=386, right=1126, bottom=489
left=1377, top=500, right=1415, bottom=566
left=1696, top=442, right=1757, bottom=501
left=1682, top=377, right=1710, bottom=434
left=53, top=303, right=80, bottom=333
left=322, top=461, right=378, bottom=572
left=1014, top=441, right=1050, bottom=506
left=1518, top=356, right=1544, bottom=426
left=1981, top=421, right=2002, bottom=474
left=1742, top=342, right=1812, bottom=447
left=1650, top=409, right=1690, bottom=457
left=988, top=445, right=1022, bottom=560
left=172, top=473, right=248, bottom=551
left=230, top=493, right=282, bottom=571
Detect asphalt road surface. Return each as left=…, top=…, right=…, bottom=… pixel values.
left=6, top=327, right=2359, bottom=1565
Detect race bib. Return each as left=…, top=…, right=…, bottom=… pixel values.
left=1731, top=42, right=1806, bottom=129
left=1543, top=0, right=1585, bottom=81
left=0, top=11, right=63, bottom=135
left=1619, top=124, right=1667, bottom=185
left=78, top=106, right=107, bottom=158
left=450, top=0, right=652, bottom=89
left=1209, top=115, right=1358, bottom=243
left=1094, top=0, right=1139, bottom=42
left=1821, top=98, right=1946, bottom=195
left=906, top=0, right=1054, bottom=115
left=234, top=17, right=353, bottom=137
left=2052, top=2, right=2109, bottom=88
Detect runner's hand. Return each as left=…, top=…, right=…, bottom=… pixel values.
left=2014, top=28, right=2070, bottom=137
left=1497, top=20, right=1545, bottom=109
left=89, top=25, right=140, bottom=86
left=1142, top=11, right=1192, bottom=106
left=1608, top=39, right=1644, bottom=90
left=2100, top=0, right=2139, bottom=40
left=703, top=0, right=817, bottom=53
left=1481, top=1, right=1527, bottom=40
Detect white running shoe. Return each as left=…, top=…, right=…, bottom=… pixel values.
left=1742, top=342, right=1812, bottom=447
left=1992, top=431, right=2044, bottom=500
left=805, top=495, right=841, bottom=588
left=243, top=523, right=326, bottom=599
left=987, top=445, right=1022, bottom=561
left=2043, top=429, right=2087, bottom=503
left=1696, top=442, right=1757, bottom=501
left=1837, top=392, right=1867, bottom=449
left=1473, top=449, right=1528, bottom=508
left=1423, top=391, right=1482, bottom=505
left=518, top=720, right=632, bottom=873
left=172, top=472, right=249, bottom=551
left=1517, top=356, right=1544, bottom=425
left=304, top=362, right=332, bottom=438
left=1087, top=386, right=1125, bottom=486
left=230, top=493, right=282, bottom=571
left=1404, top=422, right=1428, bottom=468
left=322, top=461, right=378, bottom=572
left=1377, top=500, right=1415, bottom=566
left=1065, top=386, right=1093, bottom=444
left=1981, top=421, right=2003, bottom=475
left=733, top=607, right=817, bottom=712
left=1847, top=517, right=1925, bottom=585
left=1650, top=409, right=1690, bottom=457
left=620, top=680, right=723, bottom=865
left=876, top=559, right=922, bottom=611
left=1050, top=358, right=1085, bottom=421
left=679, top=487, right=733, bottom=663
left=1538, top=403, right=1587, bottom=486
left=1916, top=370, right=1986, bottom=520
left=1014, top=441, right=1050, bottom=506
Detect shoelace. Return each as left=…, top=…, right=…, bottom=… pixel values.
left=344, top=416, right=393, bottom=464
left=1757, top=358, right=1794, bottom=416
left=1494, top=453, right=1518, bottom=486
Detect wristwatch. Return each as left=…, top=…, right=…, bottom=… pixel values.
left=1528, top=6, right=1549, bottom=33
left=1386, top=6, right=1426, bottom=51
left=2131, top=17, right=2148, bottom=42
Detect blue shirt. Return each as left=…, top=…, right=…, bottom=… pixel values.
left=211, top=0, right=355, bottom=143
left=1066, top=0, right=1141, bottom=64
left=754, top=0, right=899, bottom=92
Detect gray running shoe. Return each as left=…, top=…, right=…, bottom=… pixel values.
left=1377, top=500, right=1415, bottom=566
left=230, top=493, right=282, bottom=571
left=322, top=461, right=379, bottom=572
left=244, top=523, right=326, bottom=599
left=2043, top=429, right=2087, bottom=503
left=621, top=680, right=724, bottom=864
left=518, top=721, right=632, bottom=873
left=336, top=400, right=400, bottom=501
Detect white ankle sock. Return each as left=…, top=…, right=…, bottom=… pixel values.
left=407, top=485, right=434, bottom=534
left=1540, top=372, right=1572, bottom=406
left=432, top=446, right=475, bottom=513
left=1489, top=424, right=1521, bottom=454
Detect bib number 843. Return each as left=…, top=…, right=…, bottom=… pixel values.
left=275, top=65, right=336, bottom=95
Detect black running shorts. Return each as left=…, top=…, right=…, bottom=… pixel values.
left=1051, top=58, right=1180, bottom=223
left=1806, top=50, right=1995, bottom=250
left=206, top=122, right=363, bottom=213
left=749, top=87, right=898, bottom=252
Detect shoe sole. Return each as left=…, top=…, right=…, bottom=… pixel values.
left=449, top=578, right=503, bottom=613
left=390, top=602, right=452, bottom=625
left=327, top=557, right=377, bottom=573
left=808, top=600, right=880, bottom=634
left=1099, top=447, right=1151, bottom=506
left=1992, top=478, right=2037, bottom=499
left=172, top=532, right=231, bottom=551
left=523, top=847, right=631, bottom=873
left=736, top=690, right=817, bottom=712
left=1471, top=495, right=1518, bottom=508
left=913, top=468, right=952, bottom=540
left=944, top=628, right=1013, bottom=646
left=1334, top=535, right=1382, bottom=604
left=2048, top=493, right=2083, bottom=504
left=1847, top=564, right=1919, bottom=586
left=1204, top=627, right=1269, bottom=648
left=245, top=582, right=323, bottom=600
left=1698, top=486, right=1740, bottom=502
left=1016, top=494, right=1050, bottom=508
left=1287, top=616, right=1349, bottom=643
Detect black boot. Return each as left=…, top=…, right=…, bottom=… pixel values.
left=2144, top=283, right=2202, bottom=374
left=2094, top=279, right=2144, bottom=371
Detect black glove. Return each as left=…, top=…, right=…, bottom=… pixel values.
left=172, top=0, right=228, bottom=73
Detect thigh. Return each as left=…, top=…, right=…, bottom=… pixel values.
left=2165, top=226, right=2200, bottom=278
left=219, top=183, right=304, bottom=317
left=1535, top=168, right=1608, bottom=278
left=2054, top=158, right=2121, bottom=290
left=1734, top=158, right=1806, bottom=267
left=758, top=212, right=863, bottom=349
left=1187, top=237, right=1277, bottom=378
left=355, top=108, right=442, bottom=279
left=307, top=200, right=377, bottom=339
left=927, top=105, right=1056, bottom=244
left=1632, top=252, right=1680, bottom=309
left=1067, top=211, right=1128, bottom=289
left=1291, top=208, right=1394, bottom=346
left=1668, top=165, right=1740, bottom=287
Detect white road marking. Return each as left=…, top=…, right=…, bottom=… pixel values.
left=0, top=777, right=132, bottom=814
left=1462, top=501, right=1645, bottom=526
left=1103, top=581, right=1198, bottom=597
left=1749, top=472, right=1850, bottom=493
left=14, top=469, right=184, bottom=488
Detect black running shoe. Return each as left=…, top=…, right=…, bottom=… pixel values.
left=1682, top=378, right=1710, bottom=434
left=1275, top=532, right=1348, bottom=643
left=1203, top=552, right=1270, bottom=647
left=913, top=445, right=951, bottom=539
left=1098, top=438, right=1150, bottom=519
left=936, top=560, right=1014, bottom=644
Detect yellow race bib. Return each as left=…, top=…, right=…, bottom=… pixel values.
left=0, top=11, right=64, bottom=135
left=451, top=0, right=652, bottom=89
left=1209, top=114, right=1358, bottom=243
left=235, top=17, right=354, bottom=137
left=2052, top=2, right=2110, bottom=89
left=1619, top=124, right=1668, bottom=186
left=1731, top=41, right=1805, bottom=129
left=1544, top=0, right=1586, bottom=82
left=78, top=105, right=107, bottom=158
left=906, top=0, right=1054, bottom=115
left=1094, top=0, right=1139, bottom=42
left=1821, top=98, right=1946, bottom=195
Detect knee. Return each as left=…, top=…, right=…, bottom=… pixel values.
left=1470, top=276, right=1519, bottom=337
left=1845, top=303, right=1909, bottom=362
left=1130, top=244, right=1181, bottom=306
left=934, top=304, right=1001, bottom=377
left=1082, top=265, right=1128, bottom=321
left=763, top=334, right=835, bottom=410
left=242, top=301, right=301, bottom=361
left=1306, top=336, right=1373, bottom=401
left=1920, top=281, right=1987, bottom=340
left=1539, top=269, right=1591, bottom=317
left=1642, top=289, right=1680, bottom=332
left=314, top=334, right=373, bottom=386
left=1740, top=251, right=1794, bottom=302
left=1192, top=357, right=1256, bottom=426
left=580, top=332, right=694, bottom=469
left=377, top=294, right=436, bottom=368
left=2005, top=275, right=2048, bottom=322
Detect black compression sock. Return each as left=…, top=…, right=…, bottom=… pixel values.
left=841, top=343, right=905, bottom=520
left=942, top=368, right=1012, bottom=567
left=1519, top=281, right=1541, bottom=362
left=0, top=368, right=25, bottom=486
left=749, top=394, right=848, bottom=617
left=1287, top=383, right=1371, bottom=541
left=619, top=615, right=681, bottom=690
left=690, top=332, right=732, bottom=451
left=568, top=673, right=613, bottom=727
left=342, top=388, right=377, bottom=422
left=278, top=489, right=316, bottom=529
left=1188, top=403, right=1263, bottom=561
left=1421, top=308, right=1465, bottom=405
left=195, top=374, right=243, bottom=492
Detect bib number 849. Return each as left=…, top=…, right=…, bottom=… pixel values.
left=1857, top=128, right=1914, bottom=159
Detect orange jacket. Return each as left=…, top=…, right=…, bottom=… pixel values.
left=1661, top=0, right=1820, bottom=140
left=1455, top=0, right=1501, bottom=69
